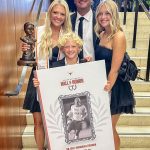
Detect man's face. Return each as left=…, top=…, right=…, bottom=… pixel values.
left=74, top=98, right=81, bottom=106
left=74, top=0, right=92, bottom=10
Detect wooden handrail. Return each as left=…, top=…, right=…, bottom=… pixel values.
left=2, top=0, right=44, bottom=96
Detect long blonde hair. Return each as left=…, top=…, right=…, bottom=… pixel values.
left=39, top=0, right=72, bottom=59
left=94, top=0, right=122, bottom=39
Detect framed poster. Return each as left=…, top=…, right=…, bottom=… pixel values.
left=36, top=60, right=115, bottom=150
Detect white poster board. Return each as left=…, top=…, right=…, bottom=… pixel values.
left=36, top=60, right=115, bottom=150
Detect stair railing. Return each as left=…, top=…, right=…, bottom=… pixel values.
left=138, top=0, right=150, bottom=20
left=123, top=0, right=128, bottom=25
left=3, top=0, right=44, bottom=96
left=146, top=35, right=150, bottom=81
left=137, top=0, right=150, bottom=81
left=132, top=0, right=139, bottom=49
left=122, top=0, right=150, bottom=81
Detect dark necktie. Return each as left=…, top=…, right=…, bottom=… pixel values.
left=78, top=17, right=84, bottom=39
left=78, top=17, right=84, bottom=58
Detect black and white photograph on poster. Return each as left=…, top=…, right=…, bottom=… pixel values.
left=59, top=91, right=96, bottom=144
left=36, top=61, right=115, bottom=150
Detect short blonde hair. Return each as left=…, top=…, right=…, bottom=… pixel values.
left=94, top=0, right=122, bottom=39
left=58, top=32, right=83, bottom=49
left=39, top=0, right=72, bottom=59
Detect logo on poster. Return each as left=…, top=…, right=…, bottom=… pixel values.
left=60, top=77, right=84, bottom=91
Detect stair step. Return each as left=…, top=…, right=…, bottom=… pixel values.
left=122, top=19, right=150, bottom=26
left=122, top=23, right=150, bottom=32
left=131, top=81, right=150, bottom=92
left=131, top=57, right=147, bottom=67
left=124, top=28, right=150, bottom=33
left=120, top=135, right=150, bottom=148
left=127, top=39, right=149, bottom=49
left=125, top=25, right=150, bottom=31
left=118, top=114, right=150, bottom=126
left=119, top=12, right=150, bottom=19
left=135, top=107, right=150, bottom=114
left=26, top=106, right=150, bottom=125
left=127, top=49, right=148, bottom=57
left=22, top=134, right=36, bottom=148
left=22, top=125, right=150, bottom=148
left=119, top=126, right=150, bottom=148
left=117, top=126, right=150, bottom=135
left=136, top=97, right=150, bottom=107
left=134, top=92, right=150, bottom=97
left=125, top=32, right=150, bottom=39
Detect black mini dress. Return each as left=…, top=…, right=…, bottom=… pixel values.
left=95, top=45, right=135, bottom=115
left=23, top=46, right=59, bottom=113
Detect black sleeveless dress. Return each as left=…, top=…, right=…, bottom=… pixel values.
left=95, top=45, right=135, bottom=115
left=23, top=46, right=59, bottom=113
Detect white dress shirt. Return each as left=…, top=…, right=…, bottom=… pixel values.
left=75, top=9, right=95, bottom=61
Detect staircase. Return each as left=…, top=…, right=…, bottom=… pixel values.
left=21, top=12, right=150, bottom=150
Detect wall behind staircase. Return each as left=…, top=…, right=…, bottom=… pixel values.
left=0, top=0, right=50, bottom=149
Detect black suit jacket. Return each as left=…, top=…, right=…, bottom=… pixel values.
left=71, top=11, right=97, bottom=51
left=52, top=58, right=86, bottom=68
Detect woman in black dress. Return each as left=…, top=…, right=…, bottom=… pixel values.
left=94, top=0, right=135, bottom=150
left=22, top=0, right=71, bottom=149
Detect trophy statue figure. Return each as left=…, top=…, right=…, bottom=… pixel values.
left=17, top=22, right=37, bottom=66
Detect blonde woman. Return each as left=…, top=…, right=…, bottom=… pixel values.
left=22, top=0, right=71, bottom=149
left=94, top=0, right=134, bottom=150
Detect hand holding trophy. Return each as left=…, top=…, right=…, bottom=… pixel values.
left=17, top=22, right=37, bottom=66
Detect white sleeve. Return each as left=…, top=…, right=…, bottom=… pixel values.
left=36, top=26, right=49, bottom=69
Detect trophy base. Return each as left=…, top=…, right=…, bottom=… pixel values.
left=17, top=59, right=37, bottom=67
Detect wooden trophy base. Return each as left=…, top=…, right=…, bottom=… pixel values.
left=17, top=59, right=37, bottom=67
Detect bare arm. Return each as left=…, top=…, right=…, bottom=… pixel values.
left=105, top=31, right=126, bottom=91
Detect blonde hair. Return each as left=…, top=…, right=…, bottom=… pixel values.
left=39, top=0, right=72, bottom=59
left=58, top=32, right=83, bottom=49
left=94, top=0, right=122, bottom=39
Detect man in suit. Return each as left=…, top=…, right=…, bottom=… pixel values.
left=71, top=0, right=97, bottom=61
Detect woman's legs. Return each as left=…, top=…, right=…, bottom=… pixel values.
left=111, top=114, right=120, bottom=150
left=33, top=112, right=45, bottom=150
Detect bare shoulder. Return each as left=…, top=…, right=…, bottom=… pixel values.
left=113, top=30, right=126, bottom=42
